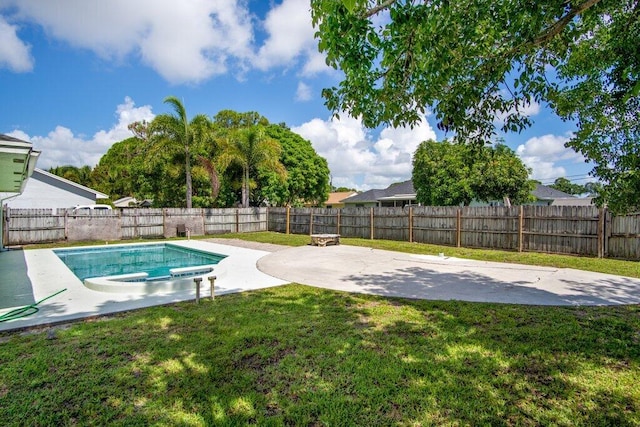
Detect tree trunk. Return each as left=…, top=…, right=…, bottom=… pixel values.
left=242, top=166, right=250, bottom=207
left=199, top=156, right=220, bottom=201
left=185, top=147, right=192, bottom=208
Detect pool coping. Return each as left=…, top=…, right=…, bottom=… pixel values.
left=0, top=240, right=288, bottom=332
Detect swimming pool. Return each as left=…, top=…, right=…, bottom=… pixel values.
left=54, top=243, right=227, bottom=293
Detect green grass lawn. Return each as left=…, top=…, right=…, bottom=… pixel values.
left=6, top=231, right=638, bottom=425
left=1, top=285, right=639, bottom=426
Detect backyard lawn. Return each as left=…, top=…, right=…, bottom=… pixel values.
left=2, top=232, right=639, bottom=425
left=1, top=283, right=639, bottom=426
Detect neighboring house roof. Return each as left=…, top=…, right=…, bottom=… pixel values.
left=343, top=181, right=587, bottom=206
left=532, top=184, right=575, bottom=201
left=384, top=180, right=415, bottom=195
left=342, top=189, right=387, bottom=204
left=326, top=191, right=358, bottom=205
left=342, top=180, right=416, bottom=204
left=34, top=168, right=108, bottom=199
left=114, top=196, right=137, bottom=207
left=377, top=180, right=416, bottom=201
left=0, top=133, right=40, bottom=195
left=114, top=196, right=154, bottom=208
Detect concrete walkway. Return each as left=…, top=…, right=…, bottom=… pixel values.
left=257, top=245, right=640, bottom=306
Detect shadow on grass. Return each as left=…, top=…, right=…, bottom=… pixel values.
left=1, top=284, right=639, bottom=425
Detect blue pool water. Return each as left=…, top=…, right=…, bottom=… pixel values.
left=54, top=243, right=226, bottom=281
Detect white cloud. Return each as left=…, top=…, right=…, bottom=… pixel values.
left=8, top=97, right=155, bottom=169
left=300, top=49, right=330, bottom=76
left=0, top=15, right=33, bottom=71
left=295, top=81, right=312, bottom=101
left=1, top=0, right=332, bottom=82
left=253, top=0, right=325, bottom=74
left=3, top=0, right=254, bottom=83
left=516, top=134, right=584, bottom=180
left=293, top=115, right=436, bottom=190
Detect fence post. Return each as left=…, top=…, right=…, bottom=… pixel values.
left=201, top=208, right=206, bottom=236
left=235, top=208, right=240, bottom=233
left=456, top=208, right=462, bottom=248
left=310, top=210, right=313, bottom=235
left=518, top=205, right=524, bottom=252
left=64, top=208, right=69, bottom=240
left=162, top=208, right=167, bottom=238
left=337, top=209, right=341, bottom=235
left=409, top=206, right=413, bottom=243
left=598, top=207, right=605, bottom=258
left=133, top=209, right=138, bottom=239
left=604, top=209, right=611, bottom=257
left=370, top=208, right=374, bottom=240
left=1, top=207, right=6, bottom=248
left=286, top=206, right=290, bottom=234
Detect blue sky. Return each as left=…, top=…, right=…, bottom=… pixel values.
left=0, top=0, right=592, bottom=191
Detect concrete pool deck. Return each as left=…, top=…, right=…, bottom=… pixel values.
left=257, top=244, right=640, bottom=307
left=2, top=239, right=640, bottom=332
left=0, top=240, right=287, bottom=332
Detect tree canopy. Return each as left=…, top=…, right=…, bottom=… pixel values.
left=549, top=177, right=586, bottom=195
left=260, top=124, right=330, bottom=207
left=93, top=109, right=330, bottom=208
left=48, top=165, right=93, bottom=188
left=311, top=0, right=640, bottom=212
left=412, top=140, right=533, bottom=206
left=549, top=177, right=602, bottom=197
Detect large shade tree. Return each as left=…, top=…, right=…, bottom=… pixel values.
left=91, top=136, right=188, bottom=206
left=259, top=124, right=330, bottom=207
left=91, top=137, right=149, bottom=200
left=311, top=0, right=640, bottom=212
left=412, top=140, right=533, bottom=206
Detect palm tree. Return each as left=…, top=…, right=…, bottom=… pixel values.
left=151, top=96, right=209, bottom=208
left=219, top=126, right=286, bottom=207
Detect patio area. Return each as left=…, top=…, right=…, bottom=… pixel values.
left=0, top=240, right=287, bottom=332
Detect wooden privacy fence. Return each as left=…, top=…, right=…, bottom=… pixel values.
left=3, top=207, right=268, bottom=246
left=268, top=206, right=640, bottom=260
left=3, top=205, right=640, bottom=260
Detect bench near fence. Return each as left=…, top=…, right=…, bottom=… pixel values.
left=268, top=206, right=640, bottom=260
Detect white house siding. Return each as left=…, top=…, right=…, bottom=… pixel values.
left=4, top=170, right=104, bottom=209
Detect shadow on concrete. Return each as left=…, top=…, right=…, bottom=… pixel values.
left=258, top=245, right=640, bottom=306
left=0, top=249, right=35, bottom=310
left=343, top=266, right=619, bottom=306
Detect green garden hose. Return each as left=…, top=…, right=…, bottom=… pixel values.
left=0, top=288, right=67, bottom=323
